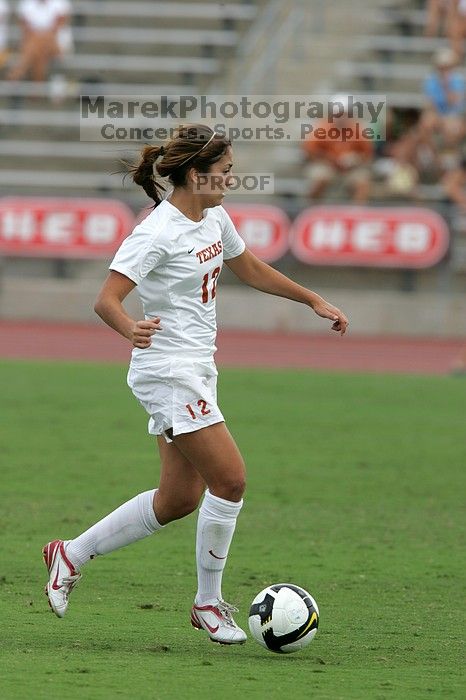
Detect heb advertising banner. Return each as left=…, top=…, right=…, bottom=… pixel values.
left=0, top=197, right=450, bottom=268
left=225, top=204, right=290, bottom=263
left=290, top=206, right=449, bottom=268
left=0, top=197, right=134, bottom=258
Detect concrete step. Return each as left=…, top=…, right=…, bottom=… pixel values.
left=72, top=0, right=258, bottom=20
left=8, top=26, right=239, bottom=47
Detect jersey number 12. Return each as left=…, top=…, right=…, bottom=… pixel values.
left=201, top=267, right=221, bottom=303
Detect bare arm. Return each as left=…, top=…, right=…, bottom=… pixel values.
left=225, top=248, right=349, bottom=335
left=52, top=13, right=68, bottom=33
left=94, top=270, right=161, bottom=349
left=442, top=167, right=466, bottom=209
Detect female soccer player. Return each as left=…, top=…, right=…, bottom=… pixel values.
left=43, top=124, right=348, bottom=645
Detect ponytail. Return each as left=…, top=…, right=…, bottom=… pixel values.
left=129, top=145, right=166, bottom=207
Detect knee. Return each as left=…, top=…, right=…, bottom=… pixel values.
left=212, top=476, right=246, bottom=503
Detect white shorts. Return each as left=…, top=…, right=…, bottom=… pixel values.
left=127, top=358, right=225, bottom=442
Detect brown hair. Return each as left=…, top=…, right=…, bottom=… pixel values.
left=129, top=124, right=231, bottom=206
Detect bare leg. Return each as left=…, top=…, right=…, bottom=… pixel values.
left=351, top=176, right=371, bottom=204
left=309, top=176, right=331, bottom=201
left=7, top=34, right=38, bottom=80
left=169, top=422, right=246, bottom=501
left=154, top=436, right=205, bottom=524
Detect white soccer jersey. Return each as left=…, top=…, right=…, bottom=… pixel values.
left=109, top=201, right=245, bottom=366
left=17, top=0, right=70, bottom=31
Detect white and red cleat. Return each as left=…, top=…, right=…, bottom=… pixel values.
left=191, top=600, right=247, bottom=645
left=42, top=540, right=81, bottom=618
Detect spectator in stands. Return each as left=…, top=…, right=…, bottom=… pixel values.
left=374, top=152, right=419, bottom=200
left=424, top=47, right=466, bottom=117
left=425, top=1, right=466, bottom=57
left=302, top=98, right=374, bottom=204
left=372, top=107, right=419, bottom=199
left=425, top=0, right=454, bottom=37
left=449, top=0, right=466, bottom=57
left=387, top=110, right=443, bottom=183
left=441, top=154, right=466, bottom=207
left=7, top=0, right=71, bottom=83
left=423, top=47, right=466, bottom=157
left=0, top=0, right=9, bottom=71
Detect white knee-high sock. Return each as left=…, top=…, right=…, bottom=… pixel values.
left=65, top=489, right=163, bottom=569
left=195, top=489, right=243, bottom=606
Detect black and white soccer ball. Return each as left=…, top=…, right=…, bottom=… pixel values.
left=248, top=583, right=319, bottom=654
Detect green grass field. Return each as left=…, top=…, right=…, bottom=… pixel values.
left=0, top=360, right=465, bottom=700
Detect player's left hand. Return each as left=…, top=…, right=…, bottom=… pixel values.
left=311, top=298, right=349, bottom=336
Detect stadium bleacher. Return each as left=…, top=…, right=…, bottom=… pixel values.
left=272, top=0, right=456, bottom=201
left=71, top=1, right=257, bottom=21
left=0, top=0, right=460, bottom=203
left=0, top=0, right=262, bottom=198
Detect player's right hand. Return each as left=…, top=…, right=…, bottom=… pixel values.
left=130, top=318, right=162, bottom=348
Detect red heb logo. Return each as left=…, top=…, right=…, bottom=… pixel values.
left=0, top=197, right=134, bottom=258
left=290, top=206, right=449, bottom=268
left=225, top=204, right=290, bottom=264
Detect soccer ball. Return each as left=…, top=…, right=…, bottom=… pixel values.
left=248, top=583, right=319, bottom=654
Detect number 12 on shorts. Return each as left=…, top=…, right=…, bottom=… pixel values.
left=186, top=400, right=211, bottom=419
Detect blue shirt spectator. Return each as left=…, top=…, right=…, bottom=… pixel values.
left=424, top=48, right=466, bottom=115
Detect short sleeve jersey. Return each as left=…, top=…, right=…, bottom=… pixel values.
left=18, top=0, right=70, bottom=31
left=109, top=201, right=245, bottom=366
